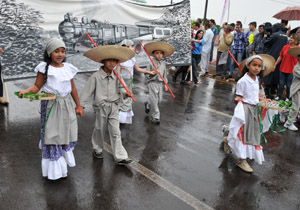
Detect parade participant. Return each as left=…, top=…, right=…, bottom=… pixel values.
left=144, top=41, right=174, bottom=124
left=273, top=34, right=299, bottom=101
left=80, top=45, right=134, bottom=165
left=18, top=38, right=83, bottom=180
left=190, top=30, right=204, bottom=85
left=0, top=47, right=8, bottom=105
left=227, top=55, right=265, bottom=173
left=199, top=23, right=214, bottom=77
left=116, top=39, right=155, bottom=124
left=284, top=47, right=300, bottom=131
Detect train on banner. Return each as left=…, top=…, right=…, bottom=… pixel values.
left=59, top=13, right=173, bottom=53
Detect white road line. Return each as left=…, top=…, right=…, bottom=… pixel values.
left=103, top=142, right=214, bottom=210
left=198, top=106, right=233, bottom=118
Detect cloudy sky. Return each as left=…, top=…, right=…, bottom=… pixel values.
left=190, top=0, right=300, bottom=29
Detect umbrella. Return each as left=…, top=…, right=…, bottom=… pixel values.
left=290, top=26, right=300, bottom=35
left=273, top=6, right=300, bottom=20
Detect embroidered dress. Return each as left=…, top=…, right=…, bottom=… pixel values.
left=35, top=62, right=78, bottom=180
left=119, top=57, right=135, bottom=124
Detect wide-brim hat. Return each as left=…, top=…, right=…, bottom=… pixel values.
left=240, top=54, right=275, bottom=77
left=287, top=47, right=300, bottom=58
left=84, top=45, right=135, bottom=63
left=144, top=42, right=174, bottom=58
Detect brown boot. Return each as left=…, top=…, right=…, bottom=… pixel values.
left=223, top=137, right=230, bottom=155
left=0, top=97, right=8, bottom=105
left=236, top=158, right=253, bottom=173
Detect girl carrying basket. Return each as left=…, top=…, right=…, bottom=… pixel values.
left=19, top=38, right=83, bottom=180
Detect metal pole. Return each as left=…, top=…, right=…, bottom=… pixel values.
left=227, top=0, right=230, bottom=22
left=203, top=0, right=209, bottom=24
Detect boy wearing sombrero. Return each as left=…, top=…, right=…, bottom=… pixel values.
left=80, top=45, right=134, bottom=165
left=144, top=41, right=174, bottom=124
left=284, top=47, right=300, bottom=131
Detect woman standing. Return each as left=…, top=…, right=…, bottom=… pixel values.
left=274, top=34, right=299, bottom=101
left=190, top=30, right=204, bottom=85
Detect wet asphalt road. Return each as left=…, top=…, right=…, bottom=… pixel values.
left=1, top=67, right=300, bottom=210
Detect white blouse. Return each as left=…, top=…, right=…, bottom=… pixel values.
left=120, top=57, right=135, bottom=80
left=236, top=73, right=259, bottom=105
left=34, top=62, right=78, bottom=97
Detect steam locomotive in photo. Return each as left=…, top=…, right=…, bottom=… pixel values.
left=58, top=13, right=154, bottom=52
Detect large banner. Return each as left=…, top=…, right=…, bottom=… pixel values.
left=0, top=0, right=191, bottom=80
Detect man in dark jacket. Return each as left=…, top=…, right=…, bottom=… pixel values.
left=263, top=23, right=288, bottom=98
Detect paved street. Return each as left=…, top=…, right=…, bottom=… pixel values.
left=1, top=67, right=300, bottom=210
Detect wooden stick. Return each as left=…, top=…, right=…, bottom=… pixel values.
left=86, top=33, right=136, bottom=102
left=227, top=49, right=243, bottom=72
left=3, top=82, right=9, bottom=103
left=140, top=42, right=175, bottom=99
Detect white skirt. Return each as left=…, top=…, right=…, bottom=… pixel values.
left=119, top=110, right=134, bottom=124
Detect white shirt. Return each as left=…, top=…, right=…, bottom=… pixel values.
left=35, top=62, right=78, bottom=97
left=202, top=28, right=214, bottom=53
left=236, top=73, right=259, bottom=105
left=120, top=57, right=135, bottom=80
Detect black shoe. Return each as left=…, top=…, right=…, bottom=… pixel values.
left=144, top=102, right=150, bottom=114
left=117, top=159, right=133, bottom=165
left=93, top=151, right=103, bottom=159
left=213, top=74, right=221, bottom=77
left=172, top=75, right=177, bottom=83
left=151, top=118, right=160, bottom=124
left=225, top=75, right=232, bottom=79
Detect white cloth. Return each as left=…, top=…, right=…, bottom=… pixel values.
left=202, top=28, right=214, bottom=53
left=119, top=110, right=134, bottom=124
left=236, top=73, right=259, bottom=105
left=35, top=62, right=78, bottom=97
left=228, top=102, right=265, bottom=164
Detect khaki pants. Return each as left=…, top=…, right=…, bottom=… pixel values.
left=289, top=91, right=300, bottom=122
left=92, top=102, right=128, bottom=161
left=147, top=81, right=164, bottom=120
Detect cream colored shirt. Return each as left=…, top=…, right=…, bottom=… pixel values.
left=80, top=68, right=126, bottom=109
left=146, top=58, right=168, bottom=83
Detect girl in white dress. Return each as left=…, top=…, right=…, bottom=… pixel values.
left=228, top=55, right=265, bottom=173
left=19, top=38, right=83, bottom=180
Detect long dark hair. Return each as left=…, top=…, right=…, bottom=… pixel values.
left=42, top=50, right=66, bottom=84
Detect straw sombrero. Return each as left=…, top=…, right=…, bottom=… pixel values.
left=144, top=42, right=174, bottom=58
left=287, top=47, right=300, bottom=58
left=84, top=45, right=135, bottom=63
left=240, top=54, right=275, bottom=77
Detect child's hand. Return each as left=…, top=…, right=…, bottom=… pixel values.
left=75, top=107, right=84, bottom=117
left=234, top=96, right=243, bottom=104
left=126, top=91, right=133, bottom=98
left=259, top=93, right=265, bottom=101
left=18, top=90, right=29, bottom=96
left=148, top=71, right=156, bottom=75
left=164, top=85, right=168, bottom=92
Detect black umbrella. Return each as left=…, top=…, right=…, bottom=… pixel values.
left=290, top=26, right=300, bottom=35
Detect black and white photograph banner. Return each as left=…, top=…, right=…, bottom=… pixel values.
left=0, top=0, right=191, bottom=80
